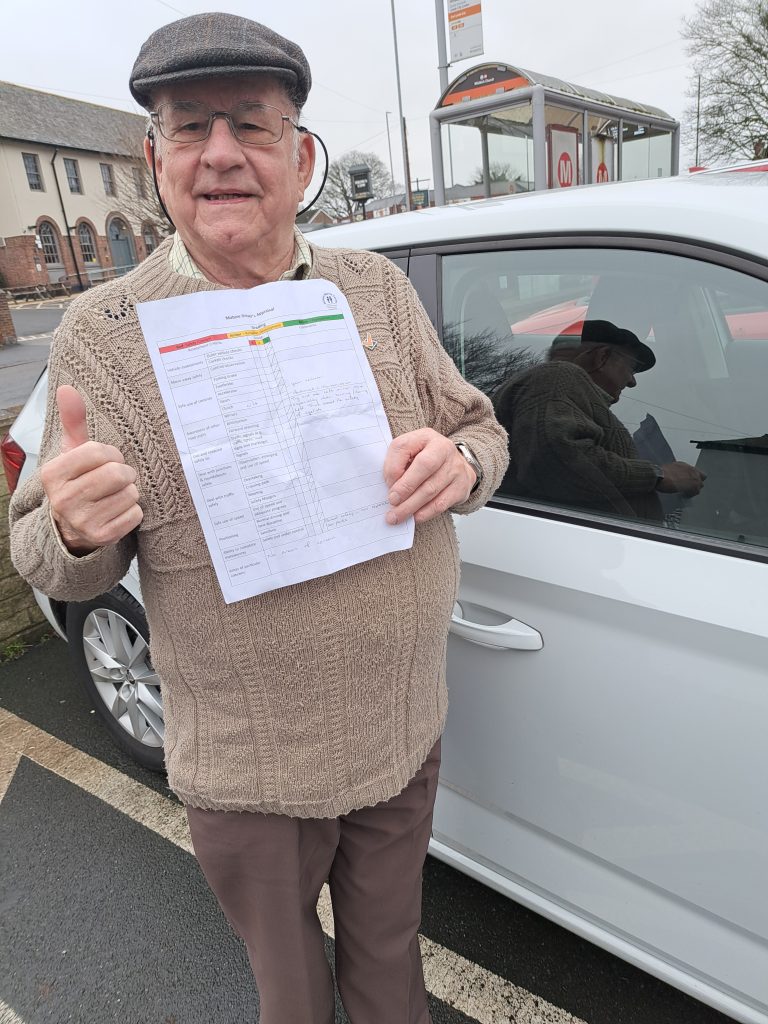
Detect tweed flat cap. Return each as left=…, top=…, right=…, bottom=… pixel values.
left=129, top=13, right=311, bottom=109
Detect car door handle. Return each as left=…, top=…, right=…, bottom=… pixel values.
left=450, top=606, right=543, bottom=651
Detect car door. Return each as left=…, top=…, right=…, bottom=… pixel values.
left=420, top=238, right=768, bottom=1022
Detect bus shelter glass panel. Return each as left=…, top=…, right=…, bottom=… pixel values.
left=486, top=105, right=534, bottom=193
left=441, top=103, right=534, bottom=203
left=622, top=123, right=673, bottom=180
left=588, top=115, right=619, bottom=183
left=650, top=131, right=673, bottom=178
left=543, top=104, right=584, bottom=187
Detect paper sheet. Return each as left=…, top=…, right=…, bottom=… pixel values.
left=137, top=279, right=414, bottom=603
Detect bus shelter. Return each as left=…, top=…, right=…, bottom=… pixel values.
left=429, top=63, right=680, bottom=205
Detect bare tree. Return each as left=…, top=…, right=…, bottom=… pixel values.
left=111, top=126, right=173, bottom=246
left=471, top=161, right=523, bottom=186
left=441, top=320, right=541, bottom=399
left=323, top=151, right=398, bottom=221
left=683, top=0, right=768, bottom=163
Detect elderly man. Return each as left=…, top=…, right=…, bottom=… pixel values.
left=494, top=319, right=704, bottom=520
left=9, top=13, right=507, bottom=1024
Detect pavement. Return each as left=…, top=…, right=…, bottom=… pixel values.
left=0, top=298, right=67, bottom=420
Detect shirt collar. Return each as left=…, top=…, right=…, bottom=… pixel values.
left=168, top=226, right=313, bottom=282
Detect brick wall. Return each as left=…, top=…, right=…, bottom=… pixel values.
left=0, top=408, right=48, bottom=648
left=0, top=235, right=49, bottom=290
left=0, top=225, right=145, bottom=290
left=0, top=292, right=17, bottom=347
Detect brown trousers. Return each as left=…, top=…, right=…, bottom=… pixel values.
left=186, top=740, right=440, bottom=1024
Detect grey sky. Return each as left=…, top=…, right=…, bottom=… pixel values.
left=1, top=0, right=703, bottom=194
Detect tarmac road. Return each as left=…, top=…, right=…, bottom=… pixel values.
left=0, top=299, right=64, bottom=418
left=0, top=638, right=737, bottom=1024
left=10, top=300, right=69, bottom=339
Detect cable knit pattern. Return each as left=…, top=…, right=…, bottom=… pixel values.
left=9, top=237, right=508, bottom=816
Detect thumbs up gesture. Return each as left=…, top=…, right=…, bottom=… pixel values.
left=40, top=385, right=143, bottom=555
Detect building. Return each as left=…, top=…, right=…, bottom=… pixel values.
left=295, top=206, right=335, bottom=231
left=0, top=82, right=168, bottom=293
left=363, top=179, right=527, bottom=219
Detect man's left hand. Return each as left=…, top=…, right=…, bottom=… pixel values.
left=384, top=428, right=477, bottom=525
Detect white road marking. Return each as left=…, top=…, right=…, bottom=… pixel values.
left=0, top=997, right=26, bottom=1023
left=0, top=707, right=587, bottom=1024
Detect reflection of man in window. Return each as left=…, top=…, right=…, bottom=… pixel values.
left=494, top=320, right=705, bottom=520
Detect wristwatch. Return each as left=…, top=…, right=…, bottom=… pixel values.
left=652, top=464, right=665, bottom=490
left=455, top=442, right=483, bottom=494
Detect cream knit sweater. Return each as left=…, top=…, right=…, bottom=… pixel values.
left=10, top=238, right=508, bottom=816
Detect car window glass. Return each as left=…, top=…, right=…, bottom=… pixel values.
left=386, top=256, right=408, bottom=273
left=442, top=248, right=768, bottom=552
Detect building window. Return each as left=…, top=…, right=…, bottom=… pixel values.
left=23, top=152, right=44, bottom=191
left=64, top=158, right=82, bottom=194
left=142, top=223, right=158, bottom=254
left=100, top=162, right=116, bottom=196
left=38, top=221, right=61, bottom=265
left=78, top=223, right=98, bottom=263
left=133, top=166, right=147, bottom=198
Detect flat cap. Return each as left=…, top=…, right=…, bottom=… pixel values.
left=552, top=319, right=656, bottom=371
left=129, top=13, right=311, bottom=109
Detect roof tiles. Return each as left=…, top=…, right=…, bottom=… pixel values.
left=0, top=81, right=146, bottom=156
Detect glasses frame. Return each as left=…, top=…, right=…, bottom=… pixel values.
left=611, top=348, right=646, bottom=373
left=149, top=101, right=300, bottom=147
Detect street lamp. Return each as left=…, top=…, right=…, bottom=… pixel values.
left=385, top=111, right=396, bottom=194
left=389, top=0, right=412, bottom=211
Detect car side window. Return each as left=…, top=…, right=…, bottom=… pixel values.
left=442, top=248, right=768, bottom=553
left=385, top=256, right=408, bottom=273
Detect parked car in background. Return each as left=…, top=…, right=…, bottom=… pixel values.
left=3, top=166, right=768, bottom=1024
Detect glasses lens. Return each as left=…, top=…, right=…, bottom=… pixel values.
left=156, top=101, right=211, bottom=142
left=230, top=102, right=284, bottom=145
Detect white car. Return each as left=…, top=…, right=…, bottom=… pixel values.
left=3, top=164, right=768, bottom=1024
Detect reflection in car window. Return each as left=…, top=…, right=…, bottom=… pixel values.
left=442, top=248, right=768, bottom=551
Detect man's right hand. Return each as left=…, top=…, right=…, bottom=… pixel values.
left=40, top=385, right=143, bottom=556
left=657, top=461, right=707, bottom=498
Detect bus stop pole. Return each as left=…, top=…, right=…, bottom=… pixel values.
left=435, top=0, right=450, bottom=95
left=390, top=0, right=412, bottom=210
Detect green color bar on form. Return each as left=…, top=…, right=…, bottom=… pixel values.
left=282, top=314, right=345, bottom=327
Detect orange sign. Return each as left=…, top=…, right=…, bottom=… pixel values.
left=448, top=3, right=481, bottom=20
left=596, top=162, right=609, bottom=183
left=440, top=64, right=530, bottom=108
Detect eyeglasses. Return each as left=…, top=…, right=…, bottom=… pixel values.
left=149, top=101, right=299, bottom=146
left=613, top=349, right=645, bottom=372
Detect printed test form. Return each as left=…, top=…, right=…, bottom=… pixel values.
left=137, top=279, right=414, bottom=603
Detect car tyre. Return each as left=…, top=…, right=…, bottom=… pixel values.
left=65, top=588, right=165, bottom=772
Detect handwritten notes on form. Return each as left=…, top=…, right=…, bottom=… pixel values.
left=137, top=280, right=413, bottom=603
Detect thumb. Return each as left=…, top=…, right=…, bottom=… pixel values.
left=56, top=385, right=90, bottom=453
